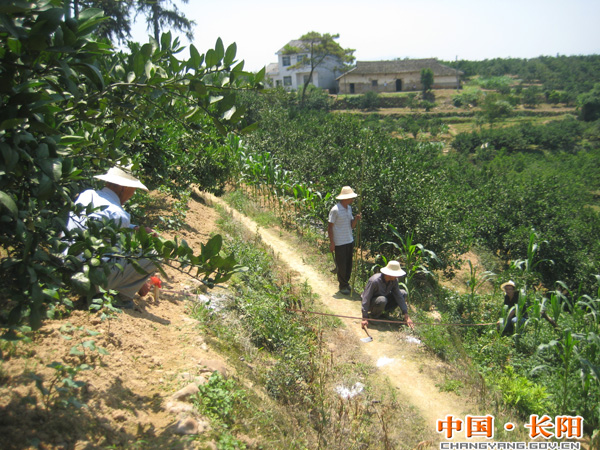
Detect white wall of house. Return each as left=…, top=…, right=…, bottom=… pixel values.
left=267, top=46, right=343, bottom=92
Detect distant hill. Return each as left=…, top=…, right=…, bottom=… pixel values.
left=441, top=54, right=600, bottom=95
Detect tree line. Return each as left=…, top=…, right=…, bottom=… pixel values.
left=444, top=54, right=600, bottom=96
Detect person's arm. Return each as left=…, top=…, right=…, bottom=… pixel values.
left=328, top=222, right=335, bottom=253
left=361, top=280, right=375, bottom=328
left=394, top=286, right=414, bottom=330
left=351, top=212, right=361, bottom=229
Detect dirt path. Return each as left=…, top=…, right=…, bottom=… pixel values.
left=203, top=192, right=480, bottom=442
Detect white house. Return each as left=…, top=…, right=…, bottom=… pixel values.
left=266, top=40, right=345, bottom=93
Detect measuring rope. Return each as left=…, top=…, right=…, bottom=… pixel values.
left=154, top=288, right=495, bottom=327
left=286, top=308, right=495, bottom=327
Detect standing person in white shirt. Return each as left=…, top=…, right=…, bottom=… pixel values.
left=66, top=166, right=155, bottom=308
left=328, top=186, right=361, bottom=295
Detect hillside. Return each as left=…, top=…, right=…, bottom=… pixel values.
left=0, top=189, right=514, bottom=449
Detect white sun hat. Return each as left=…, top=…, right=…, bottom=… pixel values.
left=94, top=166, right=148, bottom=191
left=380, top=261, right=406, bottom=277
left=500, top=280, right=516, bottom=291
left=336, top=186, right=358, bottom=200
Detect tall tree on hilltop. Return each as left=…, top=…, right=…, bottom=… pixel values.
left=69, top=0, right=134, bottom=43
left=67, top=0, right=195, bottom=44
left=283, top=32, right=355, bottom=104
left=137, top=0, right=195, bottom=42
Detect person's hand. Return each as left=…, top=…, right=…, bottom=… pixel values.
left=135, top=226, right=158, bottom=237
left=361, top=319, right=369, bottom=329
left=355, top=213, right=362, bottom=220
left=329, top=242, right=335, bottom=253
left=405, top=316, right=415, bottom=330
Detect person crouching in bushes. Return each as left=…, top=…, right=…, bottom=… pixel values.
left=66, top=166, right=156, bottom=309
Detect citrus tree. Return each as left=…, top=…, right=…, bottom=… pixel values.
left=0, top=1, right=264, bottom=333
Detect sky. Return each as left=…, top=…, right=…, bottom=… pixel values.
left=129, top=0, right=600, bottom=72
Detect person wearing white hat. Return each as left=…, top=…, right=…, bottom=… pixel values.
left=328, top=186, right=362, bottom=295
left=361, top=261, right=414, bottom=330
left=66, top=166, right=155, bottom=308
left=497, top=280, right=556, bottom=335
left=498, top=280, right=524, bottom=335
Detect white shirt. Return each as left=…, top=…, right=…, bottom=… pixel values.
left=328, top=202, right=354, bottom=246
left=67, top=187, right=131, bottom=231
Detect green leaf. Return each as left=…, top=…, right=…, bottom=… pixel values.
left=215, top=38, right=224, bottom=62
left=211, top=117, right=227, bottom=136
left=224, top=42, right=237, bottom=66
left=191, top=81, right=207, bottom=96
left=77, top=8, right=106, bottom=34
left=254, top=66, right=266, bottom=84
left=70, top=346, right=85, bottom=356
left=201, top=235, right=222, bottom=260
left=239, top=122, right=259, bottom=135
left=82, top=340, right=96, bottom=349
left=60, top=135, right=86, bottom=145
left=35, top=174, right=54, bottom=201
left=71, top=272, right=91, bottom=294
left=189, top=44, right=201, bottom=67
left=160, top=31, right=172, bottom=50
left=73, top=63, right=104, bottom=90
left=206, top=49, right=218, bottom=68
left=0, top=118, right=26, bottom=131
left=0, top=191, right=18, bottom=218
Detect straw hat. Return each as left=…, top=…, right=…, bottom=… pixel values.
left=500, top=280, right=516, bottom=291
left=380, top=261, right=406, bottom=277
left=336, top=186, right=358, bottom=200
left=95, top=167, right=148, bottom=191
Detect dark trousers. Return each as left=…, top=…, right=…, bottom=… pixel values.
left=334, top=242, right=354, bottom=290
left=369, top=294, right=398, bottom=318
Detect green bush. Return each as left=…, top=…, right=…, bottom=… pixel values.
left=360, top=91, right=380, bottom=110
left=492, top=366, right=551, bottom=417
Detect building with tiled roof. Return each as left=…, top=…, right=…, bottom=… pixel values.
left=337, top=59, right=462, bottom=94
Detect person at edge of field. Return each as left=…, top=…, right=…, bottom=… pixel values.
left=328, top=186, right=361, bottom=295
left=499, top=280, right=557, bottom=335
left=361, top=260, right=415, bottom=330
left=66, top=166, right=156, bottom=309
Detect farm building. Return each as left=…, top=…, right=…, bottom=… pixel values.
left=266, top=40, right=346, bottom=92
left=337, top=59, right=461, bottom=94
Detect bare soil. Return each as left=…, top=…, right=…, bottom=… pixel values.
left=1, top=190, right=487, bottom=449
left=0, top=193, right=224, bottom=450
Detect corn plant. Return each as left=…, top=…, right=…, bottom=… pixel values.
left=535, top=329, right=579, bottom=412
left=380, top=225, right=440, bottom=302
left=465, top=260, right=496, bottom=302
left=511, top=230, right=553, bottom=291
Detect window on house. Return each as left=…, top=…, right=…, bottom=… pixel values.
left=303, top=74, right=313, bottom=84
left=283, top=76, right=292, bottom=86
left=282, top=56, right=291, bottom=66
left=296, top=54, right=306, bottom=64
left=276, top=80, right=282, bottom=87
left=372, top=80, right=378, bottom=87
